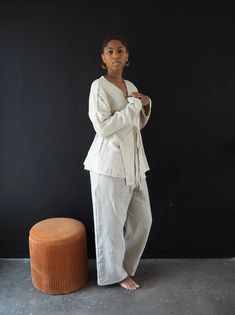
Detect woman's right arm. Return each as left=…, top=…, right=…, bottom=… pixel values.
left=88, top=81, right=142, bottom=138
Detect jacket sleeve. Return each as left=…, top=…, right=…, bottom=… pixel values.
left=88, top=81, right=143, bottom=137
left=139, top=97, right=152, bottom=129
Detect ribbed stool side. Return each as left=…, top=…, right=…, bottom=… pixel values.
left=29, top=223, right=88, bottom=294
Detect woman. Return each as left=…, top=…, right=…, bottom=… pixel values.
left=83, top=35, right=152, bottom=290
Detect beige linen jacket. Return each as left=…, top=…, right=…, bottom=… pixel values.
left=83, top=75, right=152, bottom=186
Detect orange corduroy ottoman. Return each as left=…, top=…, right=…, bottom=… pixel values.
left=29, top=217, right=88, bottom=294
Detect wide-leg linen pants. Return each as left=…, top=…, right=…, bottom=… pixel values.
left=89, top=170, right=152, bottom=286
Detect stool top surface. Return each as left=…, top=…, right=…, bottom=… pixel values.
left=29, top=217, right=85, bottom=242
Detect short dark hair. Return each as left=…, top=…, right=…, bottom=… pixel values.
left=101, top=35, right=129, bottom=53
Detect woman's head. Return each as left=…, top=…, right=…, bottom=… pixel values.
left=101, top=35, right=129, bottom=53
left=101, top=35, right=129, bottom=72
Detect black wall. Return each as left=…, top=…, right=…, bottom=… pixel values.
left=0, top=1, right=235, bottom=258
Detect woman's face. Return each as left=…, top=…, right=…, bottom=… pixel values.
left=101, top=40, right=129, bottom=72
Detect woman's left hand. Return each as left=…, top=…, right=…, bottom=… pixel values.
left=130, top=92, right=150, bottom=107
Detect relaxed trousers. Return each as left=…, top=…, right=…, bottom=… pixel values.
left=89, top=171, right=152, bottom=286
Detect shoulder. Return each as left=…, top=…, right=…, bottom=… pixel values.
left=90, top=76, right=107, bottom=92
left=124, top=78, right=138, bottom=92
left=89, top=77, right=108, bottom=101
left=90, top=78, right=100, bottom=89
left=89, top=77, right=102, bottom=96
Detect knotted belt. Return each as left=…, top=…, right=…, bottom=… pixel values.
left=119, top=126, right=142, bottom=190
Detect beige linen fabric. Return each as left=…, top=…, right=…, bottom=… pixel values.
left=89, top=171, right=152, bottom=285
left=83, top=75, right=152, bottom=186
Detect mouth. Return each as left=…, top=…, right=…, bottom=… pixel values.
left=112, top=61, right=122, bottom=65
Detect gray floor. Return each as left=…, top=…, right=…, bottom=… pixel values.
left=0, top=258, right=235, bottom=315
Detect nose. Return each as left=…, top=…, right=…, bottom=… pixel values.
left=113, top=50, right=119, bottom=58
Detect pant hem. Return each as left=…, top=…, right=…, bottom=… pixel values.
left=97, top=273, right=128, bottom=286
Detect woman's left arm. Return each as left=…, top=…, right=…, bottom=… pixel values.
left=140, top=97, right=152, bottom=129
left=130, top=92, right=152, bottom=129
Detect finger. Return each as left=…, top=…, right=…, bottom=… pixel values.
left=130, top=95, right=142, bottom=99
left=132, top=93, right=142, bottom=99
left=132, top=92, right=141, bottom=97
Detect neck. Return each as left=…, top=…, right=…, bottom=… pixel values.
left=105, top=71, right=123, bottom=82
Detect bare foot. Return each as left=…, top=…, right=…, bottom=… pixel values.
left=119, top=276, right=140, bottom=290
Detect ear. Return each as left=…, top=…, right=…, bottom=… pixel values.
left=101, top=53, right=105, bottom=63
left=126, top=52, right=129, bottom=61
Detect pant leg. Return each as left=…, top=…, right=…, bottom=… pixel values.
left=89, top=171, right=133, bottom=286
left=123, top=178, right=152, bottom=276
